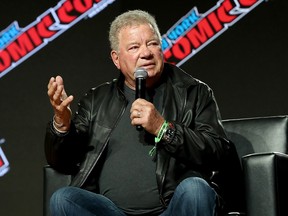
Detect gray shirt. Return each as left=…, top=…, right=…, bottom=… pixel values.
left=98, top=83, right=165, bottom=215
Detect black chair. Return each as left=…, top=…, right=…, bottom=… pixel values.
left=222, top=115, right=288, bottom=216
left=43, top=165, right=71, bottom=216
left=43, top=115, right=288, bottom=216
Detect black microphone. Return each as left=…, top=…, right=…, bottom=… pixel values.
left=134, top=68, right=148, bottom=130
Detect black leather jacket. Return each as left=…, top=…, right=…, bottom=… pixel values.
left=45, top=63, right=231, bottom=207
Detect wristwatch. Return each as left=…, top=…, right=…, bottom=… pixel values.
left=162, top=122, right=176, bottom=144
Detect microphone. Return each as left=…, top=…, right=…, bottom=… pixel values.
left=134, top=68, right=148, bottom=130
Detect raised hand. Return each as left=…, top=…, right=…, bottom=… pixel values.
left=47, top=75, right=74, bottom=131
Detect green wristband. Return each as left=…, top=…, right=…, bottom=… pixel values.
left=154, top=120, right=169, bottom=143
left=149, top=120, right=169, bottom=157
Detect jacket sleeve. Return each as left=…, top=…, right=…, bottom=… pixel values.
left=44, top=91, right=92, bottom=174
left=162, top=82, right=231, bottom=172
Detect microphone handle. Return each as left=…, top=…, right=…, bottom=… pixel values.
left=135, top=78, right=146, bottom=99
left=135, top=78, right=145, bottom=130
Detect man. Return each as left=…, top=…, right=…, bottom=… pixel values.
left=45, top=9, right=234, bottom=216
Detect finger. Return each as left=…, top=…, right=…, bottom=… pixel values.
left=130, top=110, right=141, bottom=119
left=131, top=114, right=142, bottom=126
left=47, top=77, right=57, bottom=97
left=60, top=95, right=74, bottom=108
left=52, top=84, right=64, bottom=102
left=47, top=77, right=63, bottom=99
left=47, top=82, right=57, bottom=100
left=55, top=75, right=64, bottom=86
left=130, top=103, right=144, bottom=115
left=55, top=76, right=69, bottom=100
left=61, top=88, right=68, bottom=99
left=48, top=85, right=64, bottom=110
left=47, top=77, right=56, bottom=89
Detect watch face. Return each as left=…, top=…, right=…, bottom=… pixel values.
left=163, top=123, right=176, bottom=143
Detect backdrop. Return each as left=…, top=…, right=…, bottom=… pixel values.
left=0, top=0, right=287, bottom=215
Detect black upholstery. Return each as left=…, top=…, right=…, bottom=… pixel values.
left=43, top=165, right=71, bottom=216
left=242, top=152, right=288, bottom=216
left=222, top=116, right=288, bottom=158
left=222, top=115, right=288, bottom=216
left=43, top=115, right=288, bottom=216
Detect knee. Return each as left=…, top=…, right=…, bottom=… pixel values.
left=50, top=186, right=75, bottom=210
left=170, top=177, right=218, bottom=215
left=178, top=177, right=216, bottom=201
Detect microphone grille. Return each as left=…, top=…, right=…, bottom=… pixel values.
left=134, top=68, right=148, bottom=79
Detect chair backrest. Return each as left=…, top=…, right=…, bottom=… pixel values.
left=222, top=115, right=288, bottom=161
left=43, top=165, right=71, bottom=216
left=216, top=115, right=288, bottom=214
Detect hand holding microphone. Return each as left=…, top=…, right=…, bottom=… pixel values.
left=131, top=68, right=165, bottom=135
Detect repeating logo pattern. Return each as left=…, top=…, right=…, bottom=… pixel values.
left=0, top=0, right=266, bottom=78
left=163, top=0, right=267, bottom=66
left=0, top=0, right=116, bottom=78
left=0, top=138, right=9, bottom=177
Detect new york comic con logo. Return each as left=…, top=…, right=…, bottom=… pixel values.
left=0, top=138, right=9, bottom=177
left=162, top=0, right=267, bottom=65
left=0, top=0, right=116, bottom=79
left=0, top=0, right=266, bottom=78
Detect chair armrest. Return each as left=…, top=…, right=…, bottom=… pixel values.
left=242, top=152, right=288, bottom=216
left=43, top=165, right=72, bottom=216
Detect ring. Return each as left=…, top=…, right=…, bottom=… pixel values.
left=137, top=111, right=141, bottom=118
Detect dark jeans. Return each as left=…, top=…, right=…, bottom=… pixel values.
left=50, top=177, right=217, bottom=216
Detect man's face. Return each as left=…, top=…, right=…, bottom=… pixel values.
left=111, top=24, right=164, bottom=89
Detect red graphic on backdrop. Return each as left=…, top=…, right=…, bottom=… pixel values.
left=163, top=0, right=267, bottom=66
left=0, top=0, right=266, bottom=78
left=0, top=0, right=116, bottom=78
left=0, top=138, right=9, bottom=177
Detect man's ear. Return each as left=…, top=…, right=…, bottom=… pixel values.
left=111, top=50, right=120, bottom=69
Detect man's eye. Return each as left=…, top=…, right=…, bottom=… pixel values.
left=148, top=41, right=159, bottom=46
left=129, top=46, right=138, bottom=50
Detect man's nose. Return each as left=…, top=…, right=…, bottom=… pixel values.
left=140, top=46, right=152, bottom=58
